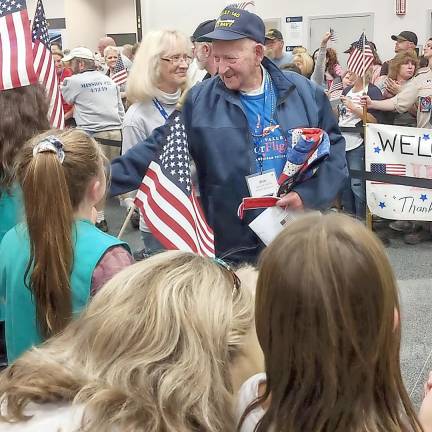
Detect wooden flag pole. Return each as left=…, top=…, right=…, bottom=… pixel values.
left=361, top=31, right=373, bottom=230
left=118, top=204, right=136, bottom=239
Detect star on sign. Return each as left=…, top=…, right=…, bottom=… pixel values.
left=420, top=194, right=428, bottom=202
left=374, top=147, right=381, bottom=154
left=423, top=134, right=430, bottom=141
left=379, top=202, right=386, bottom=209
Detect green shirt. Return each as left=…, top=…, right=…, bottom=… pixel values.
left=0, top=219, right=129, bottom=362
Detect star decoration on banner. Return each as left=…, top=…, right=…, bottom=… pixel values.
left=374, top=146, right=381, bottom=154
left=423, top=134, right=430, bottom=141
left=379, top=202, right=386, bottom=209
left=420, top=194, right=428, bottom=202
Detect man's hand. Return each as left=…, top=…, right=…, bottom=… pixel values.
left=276, top=191, right=304, bottom=210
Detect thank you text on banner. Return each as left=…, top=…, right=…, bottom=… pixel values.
left=366, top=123, right=432, bottom=221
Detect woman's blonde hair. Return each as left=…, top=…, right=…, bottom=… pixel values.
left=103, top=45, right=119, bottom=58
left=126, top=30, right=191, bottom=104
left=0, top=251, right=254, bottom=432
left=292, top=47, right=314, bottom=77
left=242, top=213, right=423, bottom=432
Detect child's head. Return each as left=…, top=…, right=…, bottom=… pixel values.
left=16, top=129, right=106, bottom=338
left=254, top=213, right=420, bottom=431
left=0, top=85, right=49, bottom=192
left=0, top=252, right=254, bottom=432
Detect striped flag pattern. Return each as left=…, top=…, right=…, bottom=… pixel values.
left=231, top=1, right=255, bottom=9
left=328, top=78, right=343, bottom=100
left=347, top=33, right=374, bottom=77
left=134, top=113, right=215, bottom=257
left=396, top=0, right=406, bottom=15
left=32, top=0, right=64, bottom=128
left=111, top=54, right=128, bottom=86
left=370, top=163, right=406, bottom=184
left=0, top=0, right=37, bottom=90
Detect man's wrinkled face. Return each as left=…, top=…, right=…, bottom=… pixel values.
left=213, top=39, right=261, bottom=91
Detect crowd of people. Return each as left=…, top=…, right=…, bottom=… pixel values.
left=0, top=3, right=432, bottom=431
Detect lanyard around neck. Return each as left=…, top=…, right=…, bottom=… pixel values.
left=152, top=98, right=169, bottom=120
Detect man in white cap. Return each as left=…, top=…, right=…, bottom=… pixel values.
left=62, top=47, right=125, bottom=232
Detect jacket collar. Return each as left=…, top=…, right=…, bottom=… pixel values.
left=214, top=57, right=296, bottom=104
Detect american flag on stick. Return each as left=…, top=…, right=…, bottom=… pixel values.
left=134, top=113, right=215, bottom=257
left=347, top=33, right=374, bottom=77
left=0, top=0, right=37, bottom=90
left=32, top=0, right=64, bottom=129
left=111, top=54, right=128, bottom=86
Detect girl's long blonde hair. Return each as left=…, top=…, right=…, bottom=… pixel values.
left=0, top=251, right=254, bottom=432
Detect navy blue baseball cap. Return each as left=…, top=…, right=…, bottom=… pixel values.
left=202, top=6, right=265, bottom=44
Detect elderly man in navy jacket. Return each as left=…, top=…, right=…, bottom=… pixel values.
left=111, top=7, right=347, bottom=263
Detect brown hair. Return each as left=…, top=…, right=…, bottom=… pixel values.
left=0, top=85, right=49, bottom=193
left=325, top=47, right=339, bottom=77
left=388, top=49, right=419, bottom=80
left=242, top=213, right=423, bottom=432
left=17, top=129, right=104, bottom=339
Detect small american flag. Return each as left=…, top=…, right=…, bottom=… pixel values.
left=111, top=54, right=127, bottom=86
left=370, top=163, right=406, bottom=184
left=347, top=33, right=374, bottom=77
left=0, top=0, right=37, bottom=90
left=134, top=113, right=215, bottom=257
left=328, top=79, right=343, bottom=101
left=32, top=0, right=64, bottom=128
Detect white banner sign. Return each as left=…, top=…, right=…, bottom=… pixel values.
left=366, top=123, right=432, bottom=221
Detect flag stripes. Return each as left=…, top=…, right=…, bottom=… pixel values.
left=347, top=33, right=374, bottom=77
left=0, top=1, right=36, bottom=90
left=32, top=0, right=64, bottom=129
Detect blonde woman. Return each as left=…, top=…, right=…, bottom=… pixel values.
left=121, top=30, right=191, bottom=259
left=292, top=47, right=314, bottom=78
left=0, top=252, right=256, bottom=432
left=104, top=45, right=127, bottom=98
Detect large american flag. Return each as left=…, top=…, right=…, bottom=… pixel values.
left=370, top=163, right=406, bottom=184
left=32, top=0, right=64, bottom=128
left=347, top=33, right=374, bottom=77
left=111, top=54, right=127, bottom=86
left=0, top=0, right=36, bottom=90
left=134, top=113, right=215, bottom=257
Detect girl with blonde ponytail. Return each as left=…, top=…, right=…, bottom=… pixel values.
left=0, top=129, right=132, bottom=362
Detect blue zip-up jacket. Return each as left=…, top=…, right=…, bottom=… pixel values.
left=110, top=58, right=347, bottom=263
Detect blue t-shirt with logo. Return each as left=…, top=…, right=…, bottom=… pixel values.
left=240, top=75, right=288, bottom=178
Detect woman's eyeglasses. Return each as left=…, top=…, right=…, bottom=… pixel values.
left=213, top=258, right=241, bottom=293
left=160, top=54, right=193, bottom=66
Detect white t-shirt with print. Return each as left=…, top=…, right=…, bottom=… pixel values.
left=338, top=86, right=366, bottom=152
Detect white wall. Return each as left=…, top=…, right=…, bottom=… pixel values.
left=64, top=0, right=105, bottom=52
left=257, top=0, right=431, bottom=62
left=104, top=0, right=136, bottom=36
left=27, top=0, right=65, bottom=19
left=140, top=0, right=431, bottom=62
